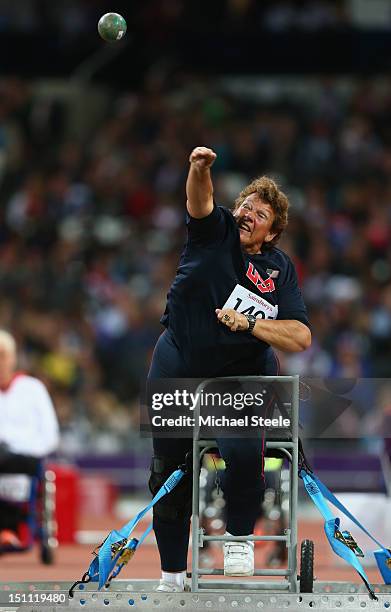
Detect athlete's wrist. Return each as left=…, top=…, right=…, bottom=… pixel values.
left=242, top=317, right=250, bottom=331
left=243, top=314, right=256, bottom=334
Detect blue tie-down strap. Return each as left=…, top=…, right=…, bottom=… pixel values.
left=69, top=468, right=185, bottom=596
left=300, top=469, right=391, bottom=600
left=374, top=549, right=391, bottom=584
left=308, top=471, right=391, bottom=584
left=324, top=517, right=374, bottom=593
left=96, top=534, right=139, bottom=589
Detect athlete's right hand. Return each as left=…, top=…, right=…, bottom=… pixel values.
left=189, top=147, right=217, bottom=170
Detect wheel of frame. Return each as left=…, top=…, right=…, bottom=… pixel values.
left=299, top=539, right=314, bottom=593
left=40, top=541, right=55, bottom=565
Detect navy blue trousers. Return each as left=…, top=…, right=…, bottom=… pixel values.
left=148, top=330, right=279, bottom=572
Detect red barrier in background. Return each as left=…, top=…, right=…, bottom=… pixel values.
left=47, top=464, right=118, bottom=544
left=78, top=475, right=118, bottom=519
left=47, top=463, right=79, bottom=544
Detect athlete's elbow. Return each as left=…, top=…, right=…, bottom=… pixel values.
left=296, top=326, right=312, bottom=351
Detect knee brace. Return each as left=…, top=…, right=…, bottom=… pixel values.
left=148, top=455, right=193, bottom=522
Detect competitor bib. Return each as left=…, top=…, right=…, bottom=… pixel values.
left=223, top=284, right=278, bottom=320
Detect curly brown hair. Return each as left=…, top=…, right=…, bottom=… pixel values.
left=234, top=177, right=289, bottom=249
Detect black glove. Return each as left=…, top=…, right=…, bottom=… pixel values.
left=0, top=448, right=40, bottom=476
left=0, top=442, right=11, bottom=460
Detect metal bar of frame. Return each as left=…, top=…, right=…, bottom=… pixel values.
left=4, top=585, right=391, bottom=610
left=197, top=568, right=290, bottom=576
left=203, top=535, right=288, bottom=542
left=191, top=393, right=201, bottom=592
left=191, top=375, right=299, bottom=593
left=289, top=374, right=299, bottom=593
left=196, top=580, right=291, bottom=591
left=2, top=581, right=391, bottom=610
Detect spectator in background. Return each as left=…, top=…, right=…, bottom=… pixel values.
left=0, top=330, right=59, bottom=547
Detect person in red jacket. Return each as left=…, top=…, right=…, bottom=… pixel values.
left=0, top=330, right=59, bottom=548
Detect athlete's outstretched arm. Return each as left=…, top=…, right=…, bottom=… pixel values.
left=216, top=308, right=311, bottom=352
left=186, top=146, right=216, bottom=219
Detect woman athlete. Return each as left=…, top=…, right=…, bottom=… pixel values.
left=148, top=147, right=311, bottom=591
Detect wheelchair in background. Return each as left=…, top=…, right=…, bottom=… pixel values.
left=0, top=460, right=57, bottom=564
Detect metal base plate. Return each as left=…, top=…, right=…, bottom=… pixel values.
left=1, top=581, right=391, bottom=610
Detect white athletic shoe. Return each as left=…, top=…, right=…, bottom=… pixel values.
left=155, top=580, right=185, bottom=592
left=223, top=538, right=254, bottom=576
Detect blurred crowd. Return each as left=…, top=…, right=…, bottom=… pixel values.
left=0, top=74, right=391, bottom=453
left=1, top=0, right=390, bottom=35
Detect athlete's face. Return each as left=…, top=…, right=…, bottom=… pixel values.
left=234, top=194, right=276, bottom=254
left=0, top=345, right=16, bottom=385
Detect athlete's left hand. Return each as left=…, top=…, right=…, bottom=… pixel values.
left=215, top=308, right=249, bottom=332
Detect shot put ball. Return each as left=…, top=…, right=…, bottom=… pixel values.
left=98, top=13, right=127, bottom=42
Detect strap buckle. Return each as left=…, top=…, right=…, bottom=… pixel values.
left=178, top=450, right=192, bottom=474
left=298, top=439, right=313, bottom=475
left=334, top=528, right=364, bottom=557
